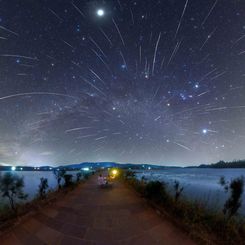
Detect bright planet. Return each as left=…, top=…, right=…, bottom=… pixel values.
left=97, top=9, right=105, bottom=17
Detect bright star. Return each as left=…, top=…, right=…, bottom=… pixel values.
left=202, top=129, right=208, bottom=134
left=97, top=9, right=104, bottom=17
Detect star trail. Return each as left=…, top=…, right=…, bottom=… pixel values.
left=0, top=0, right=244, bottom=166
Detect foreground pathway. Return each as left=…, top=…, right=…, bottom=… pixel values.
left=0, top=174, right=196, bottom=245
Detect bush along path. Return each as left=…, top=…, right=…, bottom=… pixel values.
left=0, top=170, right=90, bottom=234
left=123, top=170, right=245, bottom=245
left=0, top=173, right=195, bottom=245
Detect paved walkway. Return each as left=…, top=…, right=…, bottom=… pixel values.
left=0, top=175, right=196, bottom=245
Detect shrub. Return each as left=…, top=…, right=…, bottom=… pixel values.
left=63, top=174, right=73, bottom=187
left=219, top=176, right=229, bottom=192
left=76, top=173, right=82, bottom=183
left=132, top=178, right=145, bottom=194
left=223, top=176, right=244, bottom=218
left=125, top=170, right=136, bottom=179
left=38, top=177, right=49, bottom=199
left=173, top=180, right=184, bottom=202
left=53, top=169, right=66, bottom=189
left=0, top=172, right=28, bottom=212
left=144, top=181, right=167, bottom=203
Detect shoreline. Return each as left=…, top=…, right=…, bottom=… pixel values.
left=122, top=171, right=245, bottom=245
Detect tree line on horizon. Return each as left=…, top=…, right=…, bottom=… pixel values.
left=199, top=160, right=245, bottom=168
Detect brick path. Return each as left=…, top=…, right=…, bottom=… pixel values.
left=0, top=175, right=196, bottom=245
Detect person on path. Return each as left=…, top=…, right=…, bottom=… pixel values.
left=98, top=174, right=105, bottom=187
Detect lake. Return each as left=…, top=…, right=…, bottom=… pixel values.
left=135, top=168, right=245, bottom=215
left=0, top=171, right=81, bottom=205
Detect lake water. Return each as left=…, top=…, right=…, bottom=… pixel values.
left=0, top=171, right=81, bottom=205
left=135, top=168, right=245, bottom=215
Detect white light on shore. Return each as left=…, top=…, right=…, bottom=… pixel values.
left=11, top=166, right=16, bottom=171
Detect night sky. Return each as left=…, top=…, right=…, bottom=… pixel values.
left=0, top=0, right=244, bottom=166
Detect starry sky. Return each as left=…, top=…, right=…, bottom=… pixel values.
left=0, top=0, right=244, bottom=166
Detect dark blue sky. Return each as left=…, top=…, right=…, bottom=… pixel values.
left=0, top=0, right=244, bottom=166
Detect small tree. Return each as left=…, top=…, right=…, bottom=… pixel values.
left=0, top=172, right=28, bottom=211
left=38, top=177, right=49, bottom=199
left=219, top=176, right=229, bottom=192
left=63, top=174, right=73, bottom=187
left=141, top=176, right=147, bottom=183
left=174, top=180, right=184, bottom=202
left=76, top=173, right=82, bottom=183
left=220, top=176, right=244, bottom=218
left=53, top=169, right=66, bottom=189
left=219, top=176, right=226, bottom=186
left=125, top=170, right=136, bottom=179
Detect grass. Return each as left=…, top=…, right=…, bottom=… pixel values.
left=122, top=171, right=245, bottom=245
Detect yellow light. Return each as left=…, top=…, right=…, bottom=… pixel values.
left=112, top=169, right=118, bottom=175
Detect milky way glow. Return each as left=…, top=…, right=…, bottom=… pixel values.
left=0, top=1, right=244, bottom=166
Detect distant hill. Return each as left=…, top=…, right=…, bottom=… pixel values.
left=59, top=162, right=166, bottom=170
left=198, top=160, right=245, bottom=168
left=59, top=162, right=118, bottom=169
left=2, top=160, right=245, bottom=171
left=0, top=162, right=167, bottom=171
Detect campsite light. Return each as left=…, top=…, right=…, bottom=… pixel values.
left=82, top=167, right=90, bottom=171
left=112, top=169, right=118, bottom=176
